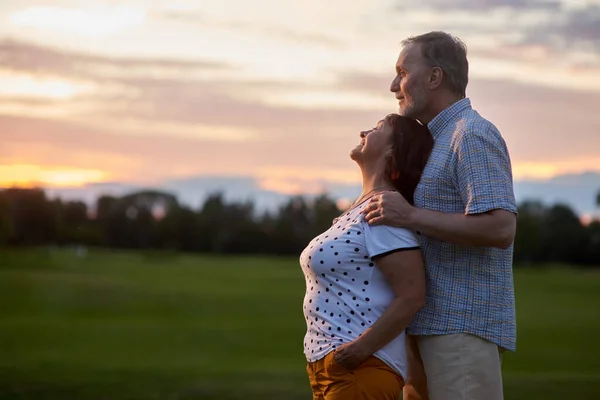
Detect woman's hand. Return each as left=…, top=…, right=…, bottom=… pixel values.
left=333, top=341, right=371, bottom=370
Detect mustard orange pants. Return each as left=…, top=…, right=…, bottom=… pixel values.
left=306, top=351, right=404, bottom=400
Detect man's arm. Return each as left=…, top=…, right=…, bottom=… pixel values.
left=410, top=207, right=516, bottom=249
left=363, top=124, right=518, bottom=249
left=362, top=193, right=516, bottom=248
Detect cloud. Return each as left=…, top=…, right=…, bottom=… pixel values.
left=2, top=35, right=600, bottom=174
left=0, top=38, right=231, bottom=80
left=2, top=38, right=599, bottom=191
left=159, top=11, right=345, bottom=48
left=393, top=0, right=600, bottom=62
left=2, top=74, right=382, bottom=141
left=327, top=70, right=600, bottom=168
left=96, top=75, right=381, bottom=135
left=335, top=71, right=391, bottom=95
left=0, top=112, right=373, bottom=184
left=0, top=38, right=383, bottom=136
left=3, top=73, right=600, bottom=186
left=8, top=5, right=146, bottom=38
left=522, top=4, right=600, bottom=51
left=0, top=95, right=59, bottom=107
left=396, top=0, right=560, bottom=11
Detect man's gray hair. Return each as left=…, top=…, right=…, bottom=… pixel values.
left=402, top=32, right=469, bottom=97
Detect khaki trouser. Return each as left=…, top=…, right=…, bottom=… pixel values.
left=307, top=351, right=404, bottom=400
left=403, top=333, right=504, bottom=400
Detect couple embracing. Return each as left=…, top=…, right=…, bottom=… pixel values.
left=299, top=31, right=517, bottom=400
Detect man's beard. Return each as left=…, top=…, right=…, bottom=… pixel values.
left=399, top=89, right=427, bottom=119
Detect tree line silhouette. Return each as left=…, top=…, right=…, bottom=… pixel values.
left=1, top=187, right=599, bottom=266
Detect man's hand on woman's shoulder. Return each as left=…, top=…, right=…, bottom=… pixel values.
left=362, top=191, right=416, bottom=229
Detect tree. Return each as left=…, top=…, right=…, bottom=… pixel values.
left=513, top=201, right=545, bottom=264
left=195, top=193, right=268, bottom=254
left=584, top=220, right=600, bottom=266
left=1, top=188, right=57, bottom=245
left=157, top=205, right=199, bottom=251
left=0, top=191, right=13, bottom=245
left=95, top=191, right=179, bottom=248
left=195, top=192, right=228, bottom=253
left=53, top=200, right=92, bottom=244
left=583, top=190, right=600, bottom=266
left=540, top=203, right=589, bottom=264
left=96, top=195, right=118, bottom=221
left=269, top=196, right=315, bottom=255
left=1, top=185, right=598, bottom=265
left=311, top=194, right=342, bottom=235
left=95, top=195, right=119, bottom=247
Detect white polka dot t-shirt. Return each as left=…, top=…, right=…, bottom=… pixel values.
left=299, top=201, right=420, bottom=380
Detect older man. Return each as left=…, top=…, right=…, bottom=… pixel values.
left=362, top=31, right=518, bottom=400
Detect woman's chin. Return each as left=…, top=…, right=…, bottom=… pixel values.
left=350, top=145, right=363, bottom=161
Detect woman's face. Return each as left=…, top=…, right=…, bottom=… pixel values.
left=350, top=118, right=394, bottom=164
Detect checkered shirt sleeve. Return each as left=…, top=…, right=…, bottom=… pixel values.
left=455, top=123, right=518, bottom=215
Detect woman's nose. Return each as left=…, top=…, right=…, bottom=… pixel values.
left=360, top=130, right=369, bottom=138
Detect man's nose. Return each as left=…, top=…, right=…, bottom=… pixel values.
left=390, top=76, right=400, bottom=93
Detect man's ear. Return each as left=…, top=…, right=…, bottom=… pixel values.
left=429, top=66, right=443, bottom=90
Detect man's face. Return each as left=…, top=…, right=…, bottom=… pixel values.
left=390, top=43, right=430, bottom=119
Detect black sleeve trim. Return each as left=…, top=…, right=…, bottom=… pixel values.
left=371, top=246, right=421, bottom=260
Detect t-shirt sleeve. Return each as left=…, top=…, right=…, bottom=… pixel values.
left=361, top=219, right=420, bottom=259
left=455, top=125, right=518, bottom=215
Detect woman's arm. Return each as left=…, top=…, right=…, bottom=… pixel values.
left=333, top=248, right=425, bottom=368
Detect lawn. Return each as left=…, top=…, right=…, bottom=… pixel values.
left=0, top=248, right=599, bottom=399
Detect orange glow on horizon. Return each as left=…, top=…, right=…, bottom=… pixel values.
left=511, top=159, right=600, bottom=180
left=580, top=214, right=600, bottom=226
left=258, top=177, right=327, bottom=196
left=1, top=160, right=598, bottom=193
left=0, top=164, right=108, bottom=188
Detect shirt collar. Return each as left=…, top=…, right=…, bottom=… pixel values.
left=427, top=98, right=472, bottom=138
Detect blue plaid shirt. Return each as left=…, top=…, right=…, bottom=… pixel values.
left=408, top=98, right=518, bottom=351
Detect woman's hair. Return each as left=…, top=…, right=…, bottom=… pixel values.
left=384, top=114, right=434, bottom=205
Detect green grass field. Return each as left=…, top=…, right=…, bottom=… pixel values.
left=0, top=248, right=599, bottom=399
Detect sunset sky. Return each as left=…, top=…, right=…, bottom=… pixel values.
left=1, top=0, right=599, bottom=198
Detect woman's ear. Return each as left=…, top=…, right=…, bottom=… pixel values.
left=385, top=146, right=394, bottom=159
left=385, top=148, right=400, bottom=180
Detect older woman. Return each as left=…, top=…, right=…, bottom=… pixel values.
left=300, top=114, right=434, bottom=400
